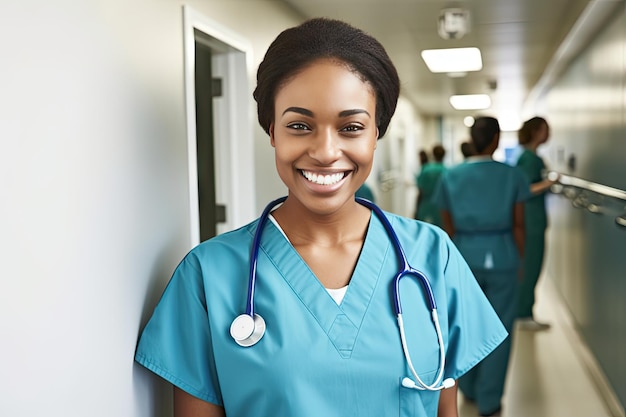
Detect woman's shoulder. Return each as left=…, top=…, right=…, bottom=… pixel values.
left=186, top=218, right=259, bottom=260
left=383, top=211, right=451, bottom=244
left=517, top=148, right=541, bottom=164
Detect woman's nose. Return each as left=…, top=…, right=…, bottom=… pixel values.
left=309, top=128, right=342, bottom=163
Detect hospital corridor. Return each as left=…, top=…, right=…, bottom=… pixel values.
left=2, top=0, right=625, bottom=416
left=458, top=276, right=616, bottom=417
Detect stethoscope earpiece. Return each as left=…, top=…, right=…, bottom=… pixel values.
left=230, top=313, right=266, bottom=347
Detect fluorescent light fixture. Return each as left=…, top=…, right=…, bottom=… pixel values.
left=449, top=94, right=491, bottom=110
left=421, top=47, right=482, bottom=73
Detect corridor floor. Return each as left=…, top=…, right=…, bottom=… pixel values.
left=458, top=277, right=618, bottom=417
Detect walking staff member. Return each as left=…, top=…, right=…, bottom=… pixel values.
left=434, top=116, right=531, bottom=417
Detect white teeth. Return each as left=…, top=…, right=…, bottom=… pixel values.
left=302, top=170, right=345, bottom=185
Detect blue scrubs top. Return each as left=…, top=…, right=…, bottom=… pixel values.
left=433, top=158, right=531, bottom=271
left=135, top=210, right=507, bottom=417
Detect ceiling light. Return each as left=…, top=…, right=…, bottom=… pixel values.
left=421, top=47, right=482, bottom=73
left=449, top=94, right=491, bottom=110
left=463, top=116, right=475, bottom=127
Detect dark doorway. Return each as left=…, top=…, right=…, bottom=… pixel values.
left=194, top=40, right=221, bottom=241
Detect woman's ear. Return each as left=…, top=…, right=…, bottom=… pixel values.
left=269, top=123, right=276, bottom=147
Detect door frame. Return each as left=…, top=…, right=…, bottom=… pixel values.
left=182, top=5, right=255, bottom=247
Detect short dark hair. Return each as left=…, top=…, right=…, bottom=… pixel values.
left=470, top=116, right=500, bottom=153
left=253, top=18, right=400, bottom=138
left=518, top=116, right=547, bottom=145
left=432, top=144, right=446, bottom=162
left=460, top=141, right=476, bottom=157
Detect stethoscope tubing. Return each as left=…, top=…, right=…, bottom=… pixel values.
left=246, top=196, right=287, bottom=317
left=238, top=196, right=450, bottom=390
left=355, top=197, right=437, bottom=313
left=247, top=196, right=438, bottom=315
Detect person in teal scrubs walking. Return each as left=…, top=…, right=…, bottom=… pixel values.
left=434, top=116, right=531, bottom=417
left=135, top=19, right=507, bottom=417
left=415, top=144, right=446, bottom=226
left=413, top=149, right=429, bottom=218
left=515, top=117, right=559, bottom=330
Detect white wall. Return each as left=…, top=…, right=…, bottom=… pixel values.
left=0, top=1, right=300, bottom=416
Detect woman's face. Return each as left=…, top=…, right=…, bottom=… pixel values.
left=270, top=59, right=378, bottom=215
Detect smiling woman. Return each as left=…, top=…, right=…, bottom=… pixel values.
left=134, top=17, right=507, bottom=417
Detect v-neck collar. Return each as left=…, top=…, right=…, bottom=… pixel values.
left=258, top=211, right=392, bottom=358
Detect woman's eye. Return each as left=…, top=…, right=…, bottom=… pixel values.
left=342, top=124, right=364, bottom=133
left=286, top=123, right=310, bottom=131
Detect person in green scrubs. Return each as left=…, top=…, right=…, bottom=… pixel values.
left=434, top=117, right=531, bottom=417
left=415, top=144, right=446, bottom=226
left=515, top=117, right=559, bottom=331
left=413, top=149, right=430, bottom=218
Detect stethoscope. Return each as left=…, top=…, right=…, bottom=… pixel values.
left=230, top=196, right=455, bottom=391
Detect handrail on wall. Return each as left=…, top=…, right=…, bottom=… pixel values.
left=547, top=171, right=626, bottom=229
left=547, top=171, right=626, bottom=201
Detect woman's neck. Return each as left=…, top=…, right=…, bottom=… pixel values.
left=271, top=198, right=370, bottom=247
left=525, top=142, right=540, bottom=152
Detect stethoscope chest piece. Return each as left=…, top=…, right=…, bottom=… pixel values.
left=230, top=313, right=266, bottom=347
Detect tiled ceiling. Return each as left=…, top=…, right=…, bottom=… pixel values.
left=278, top=0, right=596, bottom=123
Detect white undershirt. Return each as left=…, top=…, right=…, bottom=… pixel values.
left=326, top=286, right=349, bottom=305
left=268, top=214, right=348, bottom=305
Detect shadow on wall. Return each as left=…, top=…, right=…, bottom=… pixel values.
left=133, top=364, right=173, bottom=416
left=132, top=240, right=189, bottom=415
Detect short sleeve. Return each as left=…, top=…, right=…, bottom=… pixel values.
left=440, top=237, right=508, bottom=379
left=134, top=254, right=222, bottom=405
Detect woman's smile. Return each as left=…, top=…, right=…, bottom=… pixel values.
left=300, top=170, right=349, bottom=186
